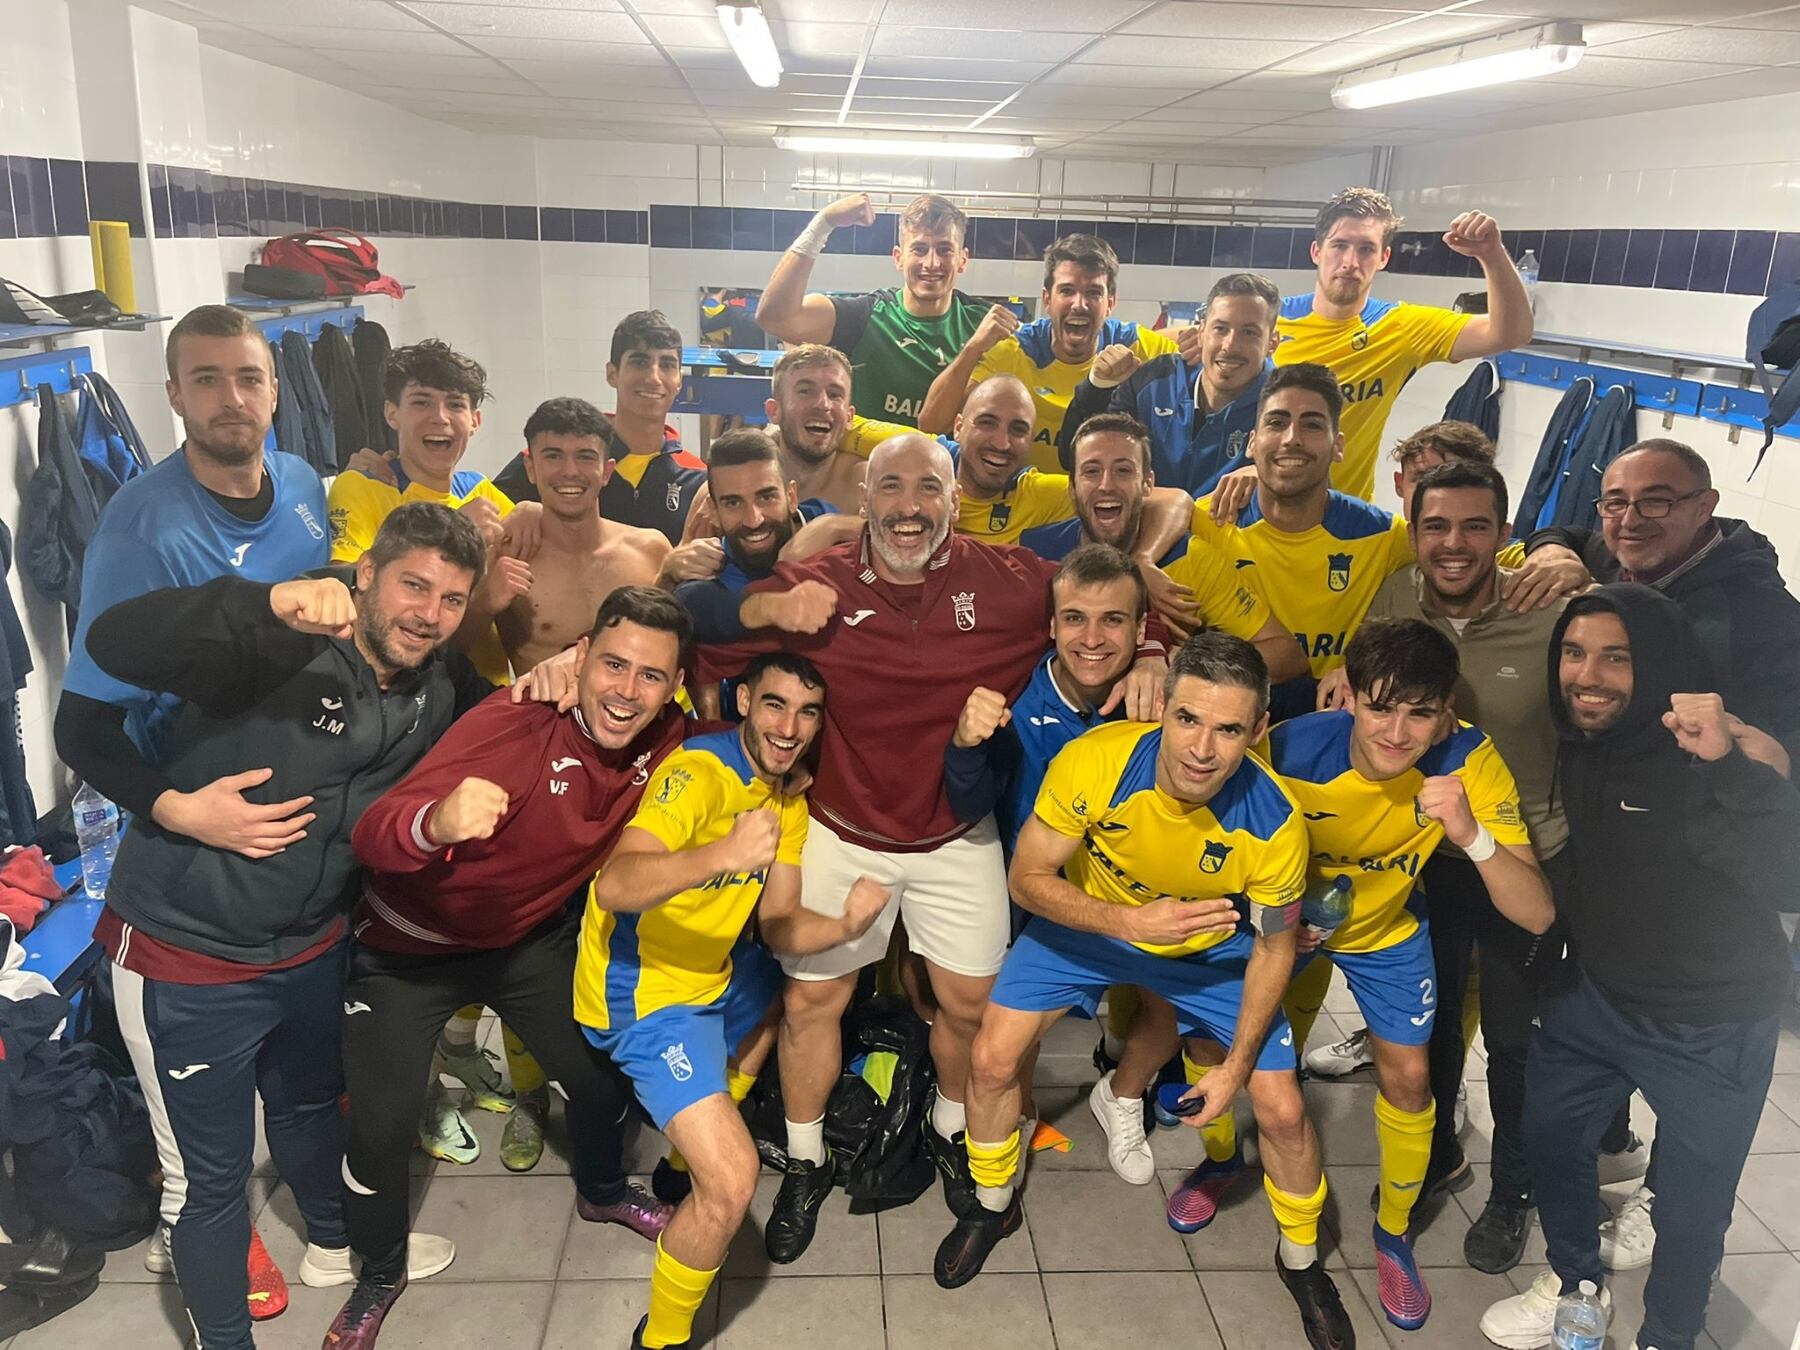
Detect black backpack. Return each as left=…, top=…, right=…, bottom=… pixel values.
left=1745, top=280, right=1800, bottom=477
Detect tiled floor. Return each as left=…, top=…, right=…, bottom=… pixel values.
left=11, top=986, right=1800, bottom=1350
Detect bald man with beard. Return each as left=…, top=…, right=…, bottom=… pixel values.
left=684, top=433, right=1172, bottom=1264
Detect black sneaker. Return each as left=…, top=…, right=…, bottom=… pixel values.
left=764, top=1152, right=833, bottom=1264
left=925, top=1126, right=978, bottom=1218
left=1091, top=1032, right=1119, bottom=1075
left=1274, top=1251, right=1355, bottom=1350
left=629, top=1312, right=690, bottom=1349
left=651, top=1156, right=693, bottom=1206
left=1464, top=1192, right=1532, bottom=1274
left=1367, top=1142, right=1473, bottom=1213
left=932, top=1193, right=1023, bottom=1289
left=322, top=1272, right=406, bottom=1349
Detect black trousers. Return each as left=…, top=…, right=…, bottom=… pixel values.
left=1525, top=972, right=1777, bottom=1350
left=341, top=911, right=630, bottom=1278
left=1422, top=852, right=1544, bottom=1199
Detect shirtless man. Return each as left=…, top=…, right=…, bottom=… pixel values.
left=468, top=398, right=683, bottom=673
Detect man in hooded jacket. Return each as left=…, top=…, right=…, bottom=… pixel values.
left=1478, top=584, right=1800, bottom=1350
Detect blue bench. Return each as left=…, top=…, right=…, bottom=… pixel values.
left=18, top=857, right=105, bottom=1034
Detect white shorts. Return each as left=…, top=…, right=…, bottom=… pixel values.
left=781, top=814, right=1011, bottom=982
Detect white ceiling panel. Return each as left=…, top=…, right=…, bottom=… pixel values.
left=1076, top=34, right=1319, bottom=68
left=154, top=0, right=1800, bottom=168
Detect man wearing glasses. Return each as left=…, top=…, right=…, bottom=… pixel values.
left=1519, top=436, right=1800, bottom=1276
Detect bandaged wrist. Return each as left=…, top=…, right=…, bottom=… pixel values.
left=1462, top=822, right=1497, bottom=863
left=790, top=211, right=837, bottom=258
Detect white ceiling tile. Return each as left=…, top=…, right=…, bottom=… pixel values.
left=1256, top=41, right=1390, bottom=73
left=862, top=54, right=1055, bottom=79
left=1463, top=0, right=1779, bottom=19
left=870, top=27, right=1090, bottom=60
left=875, top=0, right=1144, bottom=27
left=1119, top=4, right=1413, bottom=42
left=403, top=4, right=642, bottom=41
left=857, top=76, right=1025, bottom=99
left=1554, top=52, right=1753, bottom=85
left=201, top=0, right=433, bottom=28
left=1078, top=33, right=1317, bottom=68
left=1587, top=24, right=1800, bottom=62
left=236, top=23, right=471, bottom=53
left=640, top=13, right=732, bottom=48
left=776, top=20, right=870, bottom=57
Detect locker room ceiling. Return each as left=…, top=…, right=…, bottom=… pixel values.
left=142, top=0, right=1800, bottom=165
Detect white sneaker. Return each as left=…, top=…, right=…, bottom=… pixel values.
left=1599, top=1184, right=1655, bottom=1271
left=1480, top=1268, right=1611, bottom=1349
left=1304, top=1026, right=1373, bottom=1077
left=143, top=1225, right=173, bottom=1275
left=1455, top=1082, right=1469, bottom=1137
left=1088, top=1072, right=1154, bottom=1185
left=298, top=1232, right=456, bottom=1287
left=1596, top=1134, right=1649, bottom=1186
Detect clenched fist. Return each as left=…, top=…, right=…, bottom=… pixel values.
left=953, top=687, right=1011, bottom=748
left=972, top=303, right=1022, bottom=356
left=1088, top=343, right=1142, bottom=390
left=270, top=577, right=355, bottom=638
left=427, top=777, right=510, bottom=846
left=715, top=809, right=782, bottom=875
left=841, top=876, right=894, bottom=938
left=1444, top=210, right=1506, bottom=264
left=762, top=580, right=839, bottom=635
left=1416, top=775, right=1478, bottom=849
left=1663, top=692, right=1733, bottom=762
left=824, top=192, right=878, bottom=229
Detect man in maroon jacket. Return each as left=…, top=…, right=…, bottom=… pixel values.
left=691, top=432, right=1166, bottom=1264
left=323, top=587, right=694, bottom=1349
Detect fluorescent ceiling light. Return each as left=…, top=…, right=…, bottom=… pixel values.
left=774, top=129, right=1036, bottom=159
left=717, top=1, right=782, bottom=89
left=1332, top=21, right=1584, bottom=110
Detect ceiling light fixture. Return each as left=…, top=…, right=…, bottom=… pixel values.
left=717, top=1, right=782, bottom=89
left=1331, top=21, right=1585, bottom=110
left=774, top=128, right=1036, bottom=159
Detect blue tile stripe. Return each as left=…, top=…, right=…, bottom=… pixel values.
left=2, top=156, right=1794, bottom=299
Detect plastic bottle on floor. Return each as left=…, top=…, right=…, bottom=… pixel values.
left=1552, top=1279, right=1606, bottom=1349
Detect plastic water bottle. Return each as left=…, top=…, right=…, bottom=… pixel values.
left=1518, top=249, right=1540, bottom=307
left=1552, top=1280, right=1606, bottom=1350
left=1301, top=874, right=1353, bottom=939
left=73, top=782, right=120, bottom=900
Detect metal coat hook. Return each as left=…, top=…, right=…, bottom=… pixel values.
left=0, top=346, right=94, bottom=410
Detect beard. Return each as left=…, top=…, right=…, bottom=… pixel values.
left=1077, top=497, right=1144, bottom=550
left=869, top=510, right=951, bottom=576
left=725, top=518, right=795, bottom=573
left=186, top=417, right=264, bottom=467
left=358, top=602, right=442, bottom=675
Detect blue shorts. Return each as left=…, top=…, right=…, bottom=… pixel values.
left=581, top=941, right=783, bottom=1130
left=991, top=918, right=1296, bottom=1072
left=1298, top=923, right=1437, bottom=1046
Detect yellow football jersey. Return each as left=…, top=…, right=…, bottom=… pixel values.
left=844, top=416, right=1074, bottom=545
left=1275, top=297, right=1472, bottom=501
left=1261, top=711, right=1530, bottom=954
left=1181, top=493, right=1412, bottom=680
left=574, top=729, right=808, bottom=1029
left=1161, top=533, right=1275, bottom=643
left=327, top=466, right=514, bottom=684
left=1033, top=721, right=1309, bottom=958
left=973, top=322, right=1180, bottom=474
left=957, top=468, right=1074, bottom=545
left=1496, top=540, right=1526, bottom=569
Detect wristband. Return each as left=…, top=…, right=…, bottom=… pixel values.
left=1462, top=822, right=1497, bottom=863
left=789, top=210, right=837, bottom=258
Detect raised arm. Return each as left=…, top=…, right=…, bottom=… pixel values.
left=916, top=304, right=1021, bottom=433
left=758, top=866, right=892, bottom=956
left=1446, top=211, right=1535, bottom=360
left=592, top=811, right=781, bottom=914
left=756, top=193, right=876, bottom=345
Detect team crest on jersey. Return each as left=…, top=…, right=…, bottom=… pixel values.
left=657, top=768, right=692, bottom=804
left=665, top=483, right=683, bottom=512
left=631, top=751, right=654, bottom=786
left=1071, top=792, right=1089, bottom=817
left=1226, top=430, right=1248, bottom=459
left=1326, top=552, right=1352, bottom=592
left=1415, top=800, right=1433, bottom=829
left=1350, top=329, right=1370, bottom=351
left=953, top=590, right=977, bottom=631
left=1199, top=840, right=1232, bottom=874
left=661, top=1043, right=694, bottom=1082
left=295, top=502, right=326, bottom=540
left=987, top=500, right=1012, bottom=531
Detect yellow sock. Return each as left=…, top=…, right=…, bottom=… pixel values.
left=727, top=1067, right=757, bottom=1103
left=664, top=1147, right=689, bottom=1174
left=1263, top=1172, right=1328, bottom=1248
left=502, top=1025, right=544, bottom=1095
left=643, top=1234, right=717, bottom=1349
left=965, top=1128, right=1022, bottom=1191
left=1105, top=984, right=1141, bottom=1041
left=1282, top=957, right=1334, bottom=1057
left=1462, top=964, right=1482, bottom=1059
left=1374, top=1091, right=1436, bottom=1237
left=1181, top=1053, right=1238, bottom=1164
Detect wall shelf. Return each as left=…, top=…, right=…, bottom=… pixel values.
left=228, top=294, right=366, bottom=342
left=0, top=347, right=95, bottom=408
left=0, top=314, right=168, bottom=350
